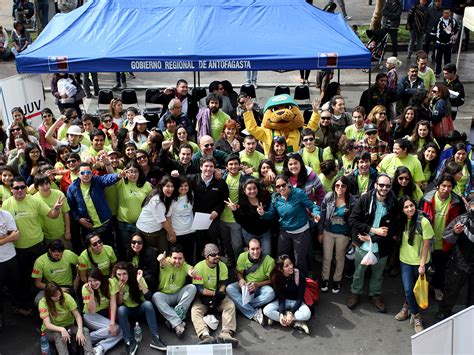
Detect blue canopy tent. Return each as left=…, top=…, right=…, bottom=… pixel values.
left=16, top=0, right=371, bottom=73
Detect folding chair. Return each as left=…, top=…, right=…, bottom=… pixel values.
left=303, top=108, right=314, bottom=125
left=274, top=85, right=291, bottom=96
left=240, top=84, right=256, bottom=99
left=294, top=85, right=312, bottom=111
left=144, top=88, right=162, bottom=114
left=143, top=112, right=160, bottom=130
left=96, top=89, right=113, bottom=115
left=191, top=87, right=207, bottom=101
left=121, top=89, right=139, bottom=109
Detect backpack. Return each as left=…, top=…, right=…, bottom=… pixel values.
left=294, top=269, right=320, bottom=306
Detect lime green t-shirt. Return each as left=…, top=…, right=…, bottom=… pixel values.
left=399, top=217, right=434, bottom=265
left=193, top=260, right=228, bottom=291
left=221, top=173, right=241, bottom=223
left=158, top=259, right=192, bottom=294
left=341, top=155, right=355, bottom=175
left=453, top=164, right=469, bottom=196
left=418, top=68, right=436, bottom=91
left=318, top=173, right=336, bottom=193
left=33, top=189, right=70, bottom=239
left=78, top=245, right=117, bottom=276
left=32, top=250, right=78, bottom=286
left=357, top=174, right=370, bottom=194
left=378, top=154, right=424, bottom=183
left=80, top=145, right=112, bottom=161
left=423, top=164, right=432, bottom=182
left=80, top=183, right=102, bottom=228
left=82, top=278, right=118, bottom=313
left=117, top=180, right=153, bottom=224
left=39, top=293, right=77, bottom=330
left=57, top=124, right=69, bottom=142
left=301, top=147, right=322, bottom=174
left=239, top=150, right=264, bottom=171
left=274, top=161, right=284, bottom=175
left=110, top=277, right=147, bottom=308
left=164, top=130, right=174, bottom=141
left=0, top=185, right=12, bottom=206
left=236, top=253, right=275, bottom=283
left=397, top=184, right=424, bottom=203
left=322, top=147, right=334, bottom=161
left=2, top=195, right=51, bottom=249
left=210, top=111, right=230, bottom=142
left=433, top=193, right=451, bottom=250
left=344, top=124, right=366, bottom=141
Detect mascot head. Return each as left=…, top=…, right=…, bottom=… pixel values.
left=262, top=94, right=304, bottom=131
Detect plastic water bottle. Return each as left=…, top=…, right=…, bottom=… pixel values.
left=40, top=332, right=51, bottom=355
left=134, top=322, right=143, bottom=343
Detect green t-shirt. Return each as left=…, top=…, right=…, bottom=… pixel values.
left=418, top=68, right=436, bottom=91
left=33, top=189, right=70, bottom=239
left=80, top=145, right=112, bottom=161
left=341, top=155, right=355, bottom=175
left=210, top=111, right=230, bottom=142
left=357, top=174, right=370, bottom=194
left=433, top=193, right=451, bottom=250
left=397, top=185, right=424, bottom=203
left=193, top=260, right=228, bottom=291
left=344, top=124, right=366, bottom=141
left=239, top=150, right=264, bottom=171
left=78, top=245, right=117, bottom=276
left=378, top=154, right=424, bottom=183
left=39, top=293, right=77, bottom=330
left=453, top=164, right=469, bottom=196
left=80, top=183, right=103, bottom=228
left=117, top=180, right=152, bottom=224
left=221, top=173, right=241, bottom=223
left=158, top=259, right=192, bottom=294
left=275, top=161, right=284, bottom=175
left=0, top=185, right=12, bottom=206
left=301, top=147, right=322, bottom=175
left=318, top=173, right=336, bottom=193
left=57, top=124, right=69, bottom=142
left=82, top=278, right=118, bottom=313
left=2, top=195, right=51, bottom=249
left=423, top=164, right=432, bottom=182
left=399, top=217, right=434, bottom=265
left=322, top=147, right=334, bottom=161
left=236, top=252, right=275, bottom=283
left=110, top=277, right=147, bottom=308
left=32, top=250, right=78, bottom=286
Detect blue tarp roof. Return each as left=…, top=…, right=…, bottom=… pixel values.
left=16, top=0, right=371, bottom=73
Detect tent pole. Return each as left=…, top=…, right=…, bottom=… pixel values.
left=193, top=72, right=196, bottom=88
left=198, top=72, right=201, bottom=87
left=368, top=67, right=372, bottom=110
left=337, top=69, right=340, bottom=83
left=455, top=25, right=465, bottom=69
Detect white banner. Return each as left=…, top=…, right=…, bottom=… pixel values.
left=464, top=7, right=474, bottom=32
left=0, top=74, right=45, bottom=129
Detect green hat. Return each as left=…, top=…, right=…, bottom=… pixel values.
left=263, top=94, right=299, bottom=113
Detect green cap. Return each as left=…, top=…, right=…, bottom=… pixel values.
left=263, top=94, right=299, bottom=113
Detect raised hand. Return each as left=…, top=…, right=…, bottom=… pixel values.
left=224, top=198, right=237, bottom=211
left=256, top=202, right=265, bottom=216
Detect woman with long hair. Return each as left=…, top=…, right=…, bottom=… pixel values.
left=136, top=175, right=176, bottom=253
left=142, top=129, right=163, bottom=165
left=418, top=142, right=439, bottom=190
left=109, top=98, right=124, bottom=128
left=82, top=267, right=123, bottom=354
left=263, top=254, right=311, bottom=334
left=19, top=142, right=50, bottom=186
left=318, top=160, right=339, bottom=194
left=428, top=84, right=451, bottom=147
left=38, top=108, right=58, bottom=163
left=129, top=116, right=149, bottom=147
left=268, top=136, right=288, bottom=175
left=54, top=145, right=72, bottom=180
left=318, top=176, right=356, bottom=294
left=392, top=106, right=418, bottom=141
left=116, top=161, right=153, bottom=259
left=167, top=176, right=196, bottom=263
left=0, top=165, right=14, bottom=205
left=39, top=282, right=93, bottom=354
left=171, top=125, right=199, bottom=159
left=78, top=233, right=117, bottom=283
left=394, top=196, right=434, bottom=333
left=258, top=158, right=277, bottom=191
left=121, top=141, right=137, bottom=166
left=113, top=262, right=167, bottom=353
left=135, top=149, right=162, bottom=187
left=409, top=120, right=437, bottom=153
left=6, top=121, right=38, bottom=153
left=126, top=232, right=159, bottom=292
left=438, top=143, right=473, bottom=198
left=215, top=119, right=241, bottom=153
left=392, top=167, right=423, bottom=202
left=367, top=105, right=391, bottom=144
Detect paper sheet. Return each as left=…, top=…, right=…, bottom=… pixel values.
left=191, top=212, right=213, bottom=230
left=242, top=284, right=254, bottom=305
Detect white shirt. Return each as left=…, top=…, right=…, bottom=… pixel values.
left=0, top=210, right=17, bottom=262
left=167, top=195, right=195, bottom=236
left=136, top=195, right=166, bottom=233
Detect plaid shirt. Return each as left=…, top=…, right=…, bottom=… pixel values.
left=356, top=137, right=389, bottom=156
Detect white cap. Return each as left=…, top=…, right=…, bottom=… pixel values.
left=66, top=125, right=84, bottom=136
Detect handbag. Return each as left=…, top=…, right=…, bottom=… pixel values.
left=413, top=274, right=429, bottom=309
left=431, top=115, right=454, bottom=139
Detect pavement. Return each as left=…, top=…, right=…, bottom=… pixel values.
left=0, top=1, right=473, bottom=354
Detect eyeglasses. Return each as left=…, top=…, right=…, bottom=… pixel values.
left=66, top=159, right=77, bottom=164
left=12, top=185, right=27, bottom=191
left=238, top=101, right=245, bottom=105
left=10, top=127, right=21, bottom=132
left=275, top=183, right=287, bottom=190
left=80, top=170, right=92, bottom=176
left=334, top=184, right=347, bottom=188
left=377, top=183, right=391, bottom=189
left=131, top=240, right=143, bottom=245
left=203, top=143, right=214, bottom=148
left=136, top=155, right=148, bottom=161
left=378, top=112, right=387, bottom=115
left=398, top=176, right=410, bottom=181
left=303, top=137, right=315, bottom=142
left=208, top=253, right=219, bottom=257
left=102, top=119, right=112, bottom=123
left=91, top=240, right=103, bottom=247
left=320, top=116, right=332, bottom=120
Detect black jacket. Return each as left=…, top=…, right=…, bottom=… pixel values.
left=444, top=76, right=465, bottom=108
left=159, top=148, right=200, bottom=176
left=346, top=167, right=378, bottom=196
left=127, top=246, right=159, bottom=292
left=348, top=189, right=398, bottom=258
left=443, top=212, right=474, bottom=272
left=189, top=173, right=229, bottom=216
left=151, top=90, right=199, bottom=127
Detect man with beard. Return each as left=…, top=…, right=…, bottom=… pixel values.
left=226, top=238, right=275, bottom=325
left=159, top=142, right=200, bottom=176
left=196, top=93, right=231, bottom=142
left=191, top=135, right=229, bottom=169
left=191, top=243, right=238, bottom=347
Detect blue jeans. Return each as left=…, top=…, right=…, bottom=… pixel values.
left=400, top=261, right=420, bottom=315
left=263, top=299, right=311, bottom=322
left=118, top=301, right=159, bottom=342
left=245, top=71, right=257, bottom=84
left=226, top=282, right=275, bottom=319
left=241, top=229, right=271, bottom=256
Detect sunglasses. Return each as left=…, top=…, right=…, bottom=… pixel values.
left=377, top=183, right=391, bottom=189
left=275, top=183, right=287, bottom=190
left=239, top=101, right=246, bottom=105
left=378, top=112, right=387, bottom=115
left=10, top=127, right=21, bottom=132
left=366, top=131, right=377, bottom=136
left=398, top=176, right=410, bottom=181
left=12, top=185, right=27, bottom=191
left=334, top=183, right=347, bottom=188
left=80, top=170, right=92, bottom=176
left=102, top=119, right=112, bottom=123
left=136, top=155, right=148, bottom=161
left=303, top=137, right=315, bottom=142
left=320, top=116, right=332, bottom=120
left=66, top=159, right=77, bottom=164
left=203, top=143, right=214, bottom=148
left=131, top=240, right=143, bottom=245
left=208, top=253, right=219, bottom=257
left=91, top=240, right=103, bottom=247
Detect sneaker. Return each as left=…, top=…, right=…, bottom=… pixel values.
left=174, top=305, right=186, bottom=320
left=294, top=321, right=310, bottom=334
left=320, top=280, right=329, bottom=293
left=198, top=334, right=216, bottom=345
left=434, top=288, right=444, bottom=301
left=218, top=331, right=239, bottom=347
left=344, top=15, right=352, bottom=20
left=252, top=308, right=264, bottom=325
left=370, top=295, right=387, bottom=313
left=410, top=313, right=424, bottom=333
left=174, top=322, right=186, bottom=337
left=125, top=340, right=138, bottom=355
left=347, top=293, right=359, bottom=310
left=331, top=281, right=341, bottom=294
left=93, top=345, right=104, bottom=355
left=150, top=335, right=167, bottom=351
left=395, top=304, right=410, bottom=321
